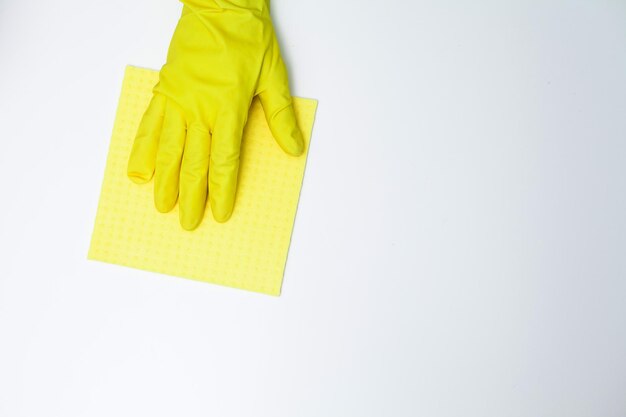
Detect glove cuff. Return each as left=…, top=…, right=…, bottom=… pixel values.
left=181, top=0, right=269, bottom=11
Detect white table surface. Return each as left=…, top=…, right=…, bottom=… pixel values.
left=1, top=1, right=625, bottom=416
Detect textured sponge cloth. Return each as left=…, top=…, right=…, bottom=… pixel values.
left=88, top=66, right=317, bottom=295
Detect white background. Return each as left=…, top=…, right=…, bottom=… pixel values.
left=1, top=1, right=625, bottom=416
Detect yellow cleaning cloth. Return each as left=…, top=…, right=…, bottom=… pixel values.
left=88, top=66, right=317, bottom=295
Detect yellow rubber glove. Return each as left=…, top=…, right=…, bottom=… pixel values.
left=127, top=0, right=303, bottom=230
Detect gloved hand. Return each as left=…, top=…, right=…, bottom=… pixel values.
left=127, top=0, right=303, bottom=230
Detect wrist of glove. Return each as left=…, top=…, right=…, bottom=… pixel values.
left=182, top=0, right=269, bottom=11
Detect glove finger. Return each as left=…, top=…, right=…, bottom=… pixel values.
left=258, top=57, right=304, bottom=156
left=127, top=94, right=166, bottom=183
left=209, top=116, right=245, bottom=223
left=154, top=101, right=186, bottom=213
left=179, top=123, right=211, bottom=231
